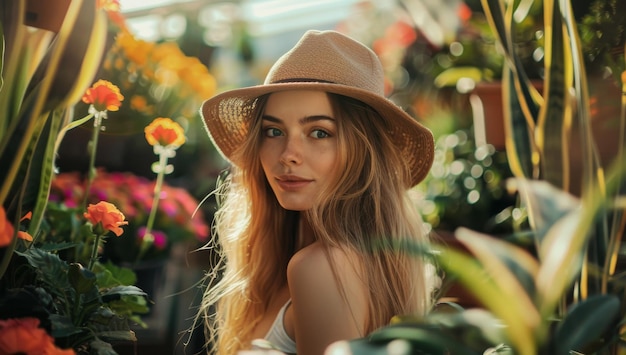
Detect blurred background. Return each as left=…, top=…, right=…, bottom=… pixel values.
left=49, top=0, right=623, bottom=354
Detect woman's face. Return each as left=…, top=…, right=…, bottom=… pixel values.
left=259, top=90, right=338, bottom=211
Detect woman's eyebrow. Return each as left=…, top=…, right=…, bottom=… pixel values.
left=261, top=114, right=335, bottom=124
left=261, top=114, right=281, bottom=123
left=300, top=115, right=335, bottom=125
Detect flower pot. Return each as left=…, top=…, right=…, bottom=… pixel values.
left=25, top=0, right=72, bottom=32
left=470, top=80, right=544, bottom=151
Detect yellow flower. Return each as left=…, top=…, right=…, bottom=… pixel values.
left=84, top=201, right=128, bottom=237
left=144, top=117, right=186, bottom=148
left=118, top=32, right=154, bottom=66
left=97, top=0, right=120, bottom=12
left=130, top=95, right=148, bottom=112
left=81, top=79, right=124, bottom=112
left=152, top=41, right=184, bottom=64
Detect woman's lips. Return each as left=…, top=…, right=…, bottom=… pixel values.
left=275, top=175, right=312, bottom=190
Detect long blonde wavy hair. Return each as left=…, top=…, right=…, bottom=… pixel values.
left=196, top=92, right=435, bottom=354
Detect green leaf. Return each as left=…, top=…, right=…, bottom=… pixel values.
left=37, top=242, right=80, bottom=252
left=559, top=0, right=598, bottom=195
left=97, top=261, right=137, bottom=287
left=96, top=331, right=138, bottom=342
left=554, top=294, right=620, bottom=355
left=368, top=323, right=481, bottom=355
left=536, top=0, right=569, bottom=190
left=434, top=244, right=538, bottom=355
left=502, top=69, right=536, bottom=179
left=68, top=262, right=97, bottom=295
left=28, top=109, right=67, bottom=237
left=0, top=90, right=49, bottom=215
left=17, top=248, right=71, bottom=293
left=481, top=0, right=544, bottom=180
left=0, top=16, right=4, bottom=91
left=455, top=227, right=540, bottom=301
left=102, top=285, right=147, bottom=299
left=0, top=0, right=27, bottom=137
left=98, top=330, right=137, bottom=341
left=90, top=338, right=124, bottom=355
left=49, top=314, right=83, bottom=338
left=509, top=179, right=580, bottom=245
left=0, top=0, right=106, bottom=208
left=434, top=67, right=484, bottom=88
left=108, top=295, right=150, bottom=316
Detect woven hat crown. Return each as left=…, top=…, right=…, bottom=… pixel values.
left=265, top=30, right=385, bottom=96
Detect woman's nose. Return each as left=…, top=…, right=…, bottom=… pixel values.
left=280, top=136, right=303, bottom=165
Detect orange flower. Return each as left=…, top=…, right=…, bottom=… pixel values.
left=0, top=317, right=75, bottom=355
left=144, top=117, right=186, bottom=148
left=0, top=208, right=33, bottom=247
left=84, top=201, right=128, bottom=237
left=0, top=206, right=15, bottom=247
left=81, top=80, right=124, bottom=112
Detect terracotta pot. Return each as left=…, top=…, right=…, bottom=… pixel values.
left=470, top=81, right=544, bottom=151
left=25, top=0, right=71, bottom=32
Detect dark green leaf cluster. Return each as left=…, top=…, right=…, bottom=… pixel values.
left=1, top=248, right=148, bottom=353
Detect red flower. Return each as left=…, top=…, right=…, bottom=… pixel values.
left=144, top=117, right=186, bottom=148
left=0, top=317, right=75, bottom=355
left=81, top=80, right=124, bottom=112
left=84, top=201, right=128, bottom=237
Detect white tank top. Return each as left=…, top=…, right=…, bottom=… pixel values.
left=251, top=300, right=296, bottom=354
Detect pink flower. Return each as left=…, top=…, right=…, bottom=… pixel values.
left=138, top=227, right=167, bottom=250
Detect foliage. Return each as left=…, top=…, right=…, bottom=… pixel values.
left=339, top=0, right=626, bottom=354
left=415, top=129, right=519, bottom=235
left=578, top=0, right=626, bottom=81
left=1, top=243, right=149, bottom=354
left=396, top=0, right=625, bottom=91
left=0, top=1, right=214, bottom=353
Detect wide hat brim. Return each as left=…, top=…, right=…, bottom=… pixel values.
left=201, top=81, right=434, bottom=187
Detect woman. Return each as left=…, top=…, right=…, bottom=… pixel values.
left=197, top=30, right=436, bottom=355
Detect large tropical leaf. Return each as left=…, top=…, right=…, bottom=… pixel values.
left=0, top=0, right=107, bottom=215
left=434, top=243, right=537, bottom=355
left=481, top=0, right=544, bottom=180
left=535, top=0, right=571, bottom=190
left=553, top=294, right=620, bottom=354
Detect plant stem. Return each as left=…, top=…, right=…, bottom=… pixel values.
left=81, top=115, right=103, bottom=211
left=88, top=233, right=102, bottom=271
left=136, top=151, right=168, bottom=263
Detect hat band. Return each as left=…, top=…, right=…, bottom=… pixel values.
left=272, top=78, right=335, bottom=84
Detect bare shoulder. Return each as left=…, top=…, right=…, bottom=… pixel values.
left=286, top=242, right=368, bottom=355
left=287, top=242, right=361, bottom=286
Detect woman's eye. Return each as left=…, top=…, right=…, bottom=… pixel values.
left=310, top=129, right=330, bottom=139
left=264, top=127, right=283, bottom=137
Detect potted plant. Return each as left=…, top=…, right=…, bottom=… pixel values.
left=444, top=0, right=623, bottom=162
left=332, top=0, right=625, bottom=353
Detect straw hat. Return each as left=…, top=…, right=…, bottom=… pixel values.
left=201, top=30, right=434, bottom=186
